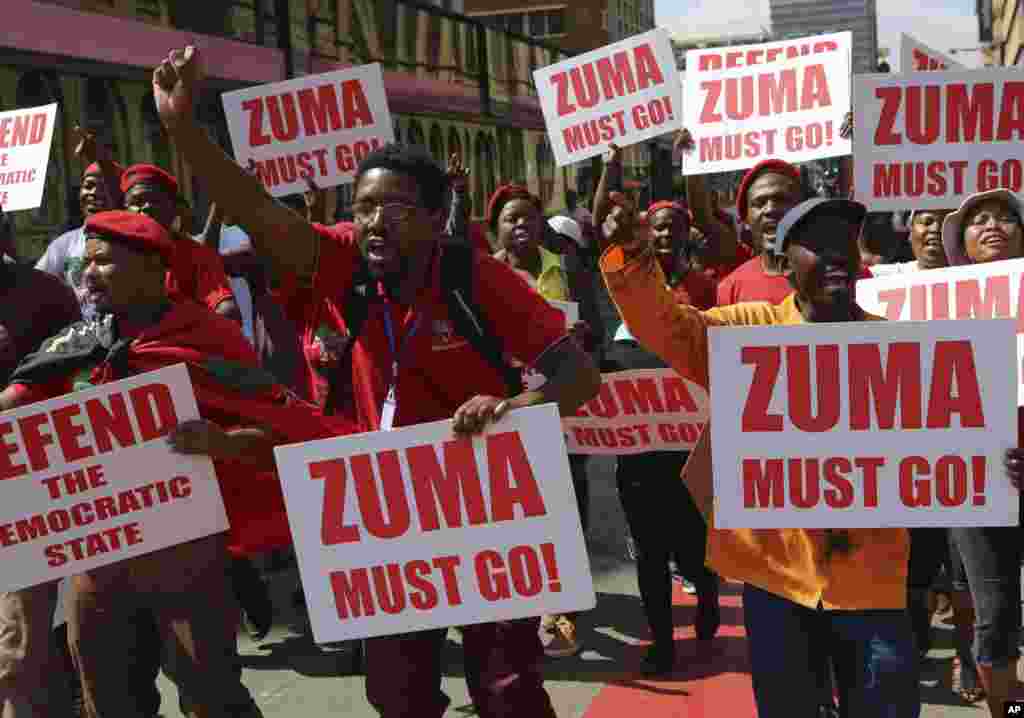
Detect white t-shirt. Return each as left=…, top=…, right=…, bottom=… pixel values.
left=218, top=225, right=255, bottom=343
left=36, top=227, right=92, bottom=317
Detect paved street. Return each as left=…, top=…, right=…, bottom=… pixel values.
left=156, top=457, right=1014, bottom=717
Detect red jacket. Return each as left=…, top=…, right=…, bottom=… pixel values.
left=12, top=301, right=354, bottom=556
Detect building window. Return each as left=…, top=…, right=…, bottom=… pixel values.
left=522, top=8, right=566, bottom=38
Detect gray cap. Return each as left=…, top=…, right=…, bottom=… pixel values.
left=772, top=198, right=867, bottom=257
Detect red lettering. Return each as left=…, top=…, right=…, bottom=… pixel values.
left=351, top=451, right=411, bottom=540
left=743, top=458, right=784, bottom=508
left=927, top=340, right=985, bottom=428
left=740, top=346, right=783, bottom=431
left=297, top=84, right=342, bottom=136
left=310, top=458, right=360, bottom=545
left=822, top=457, right=853, bottom=508
left=242, top=98, right=270, bottom=147
left=875, top=87, right=903, bottom=145
left=330, top=568, right=375, bottom=618
left=848, top=343, right=923, bottom=430
left=406, top=439, right=488, bottom=531
left=128, top=384, right=177, bottom=441
left=84, top=394, right=136, bottom=452
left=51, top=405, right=94, bottom=463
left=997, top=82, right=1024, bottom=141
left=946, top=83, right=995, bottom=142
left=403, top=560, right=439, bottom=610
left=700, top=80, right=723, bottom=123
left=899, top=456, right=932, bottom=507
left=786, top=345, right=840, bottom=432
left=340, top=79, right=374, bottom=128
left=487, top=432, right=546, bottom=521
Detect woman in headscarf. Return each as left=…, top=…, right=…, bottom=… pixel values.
left=940, top=188, right=1024, bottom=717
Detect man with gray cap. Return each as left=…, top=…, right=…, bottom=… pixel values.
left=600, top=197, right=921, bottom=717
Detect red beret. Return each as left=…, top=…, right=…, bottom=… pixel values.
left=84, top=210, right=176, bottom=263
left=736, top=159, right=801, bottom=222
left=646, top=200, right=692, bottom=223
left=120, top=164, right=179, bottom=198
left=83, top=161, right=125, bottom=179
left=486, top=184, right=541, bottom=230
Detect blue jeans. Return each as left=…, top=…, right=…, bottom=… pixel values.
left=743, top=584, right=920, bottom=718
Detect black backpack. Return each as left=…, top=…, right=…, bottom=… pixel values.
left=323, top=241, right=524, bottom=415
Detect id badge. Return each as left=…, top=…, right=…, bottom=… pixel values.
left=380, top=385, right=397, bottom=431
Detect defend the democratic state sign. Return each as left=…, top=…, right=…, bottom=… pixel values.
left=274, top=405, right=595, bottom=644
left=222, top=64, right=395, bottom=197
left=533, top=29, right=682, bottom=167
left=858, top=259, right=1024, bottom=405
left=682, top=32, right=852, bottom=175
left=0, top=103, right=57, bottom=212
left=0, top=365, right=228, bottom=592
left=708, top=320, right=1017, bottom=529
left=854, top=68, right=1024, bottom=211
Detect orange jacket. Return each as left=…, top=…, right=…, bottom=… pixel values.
left=600, top=245, right=909, bottom=610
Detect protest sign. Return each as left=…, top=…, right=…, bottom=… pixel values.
left=708, top=320, right=1017, bottom=528
left=0, top=365, right=227, bottom=592
left=854, top=68, right=1024, bottom=211
left=274, top=404, right=594, bottom=644
left=0, top=103, right=56, bottom=212
left=533, top=29, right=681, bottom=167
left=682, top=32, right=852, bottom=175
left=899, top=33, right=963, bottom=73
left=222, top=64, right=394, bottom=197
left=563, top=369, right=708, bottom=455
left=858, top=259, right=1024, bottom=405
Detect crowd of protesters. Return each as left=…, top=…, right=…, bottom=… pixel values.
left=0, top=41, right=1019, bottom=718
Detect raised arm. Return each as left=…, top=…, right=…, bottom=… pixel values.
left=678, top=129, right=739, bottom=265
left=152, top=46, right=320, bottom=281
left=592, top=144, right=623, bottom=235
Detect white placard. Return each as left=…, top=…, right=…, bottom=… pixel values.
left=853, top=68, right=1024, bottom=211
left=900, top=33, right=963, bottom=73
left=564, top=369, right=708, bottom=455
left=858, top=259, right=1024, bottom=405
left=533, top=29, right=682, bottom=167
left=0, top=103, right=57, bottom=212
left=0, top=365, right=228, bottom=592
left=222, top=64, right=395, bottom=197
left=682, top=32, right=851, bottom=175
left=708, top=320, right=1017, bottom=528
left=274, top=404, right=595, bottom=644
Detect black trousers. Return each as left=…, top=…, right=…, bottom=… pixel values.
left=615, top=451, right=716, bottom=646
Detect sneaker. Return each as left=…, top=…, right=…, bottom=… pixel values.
left=544, top=615, right=581, bottom=658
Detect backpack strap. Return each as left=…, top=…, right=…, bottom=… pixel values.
left=323, top=270, right=377, bottom=414
left=439, top=241, right=524, bottom=397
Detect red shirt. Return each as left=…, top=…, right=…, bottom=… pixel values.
left=166, top=238, right=235, bottom=312
left=669, top=271, right=716, bottom=309
left=703, top=241, right=755, bottom=284
left=716, top=255, right=872, bottom=306
left=292, top=224, right=568, bottom=431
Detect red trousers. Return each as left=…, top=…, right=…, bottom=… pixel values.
left=364, top=617, right=556, bottom=718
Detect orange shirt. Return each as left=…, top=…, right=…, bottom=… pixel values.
left=166, top=237, right=234, bottom=312
left=600, top=245, right=909, bottom=611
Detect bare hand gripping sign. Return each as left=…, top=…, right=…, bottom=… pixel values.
left=0, top=365, right=227, bottom=592
left=274, top=405, right=594, bottom=644
left=708, top=321, right=1017, bottom=529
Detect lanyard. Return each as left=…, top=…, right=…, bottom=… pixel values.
left=381, top=303, right=423, bottom=391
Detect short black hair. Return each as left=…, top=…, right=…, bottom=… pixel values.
left=355, top=143, right=449, bottom=212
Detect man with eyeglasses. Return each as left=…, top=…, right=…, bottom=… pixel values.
left=153, top=45, right=601, bottom=718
